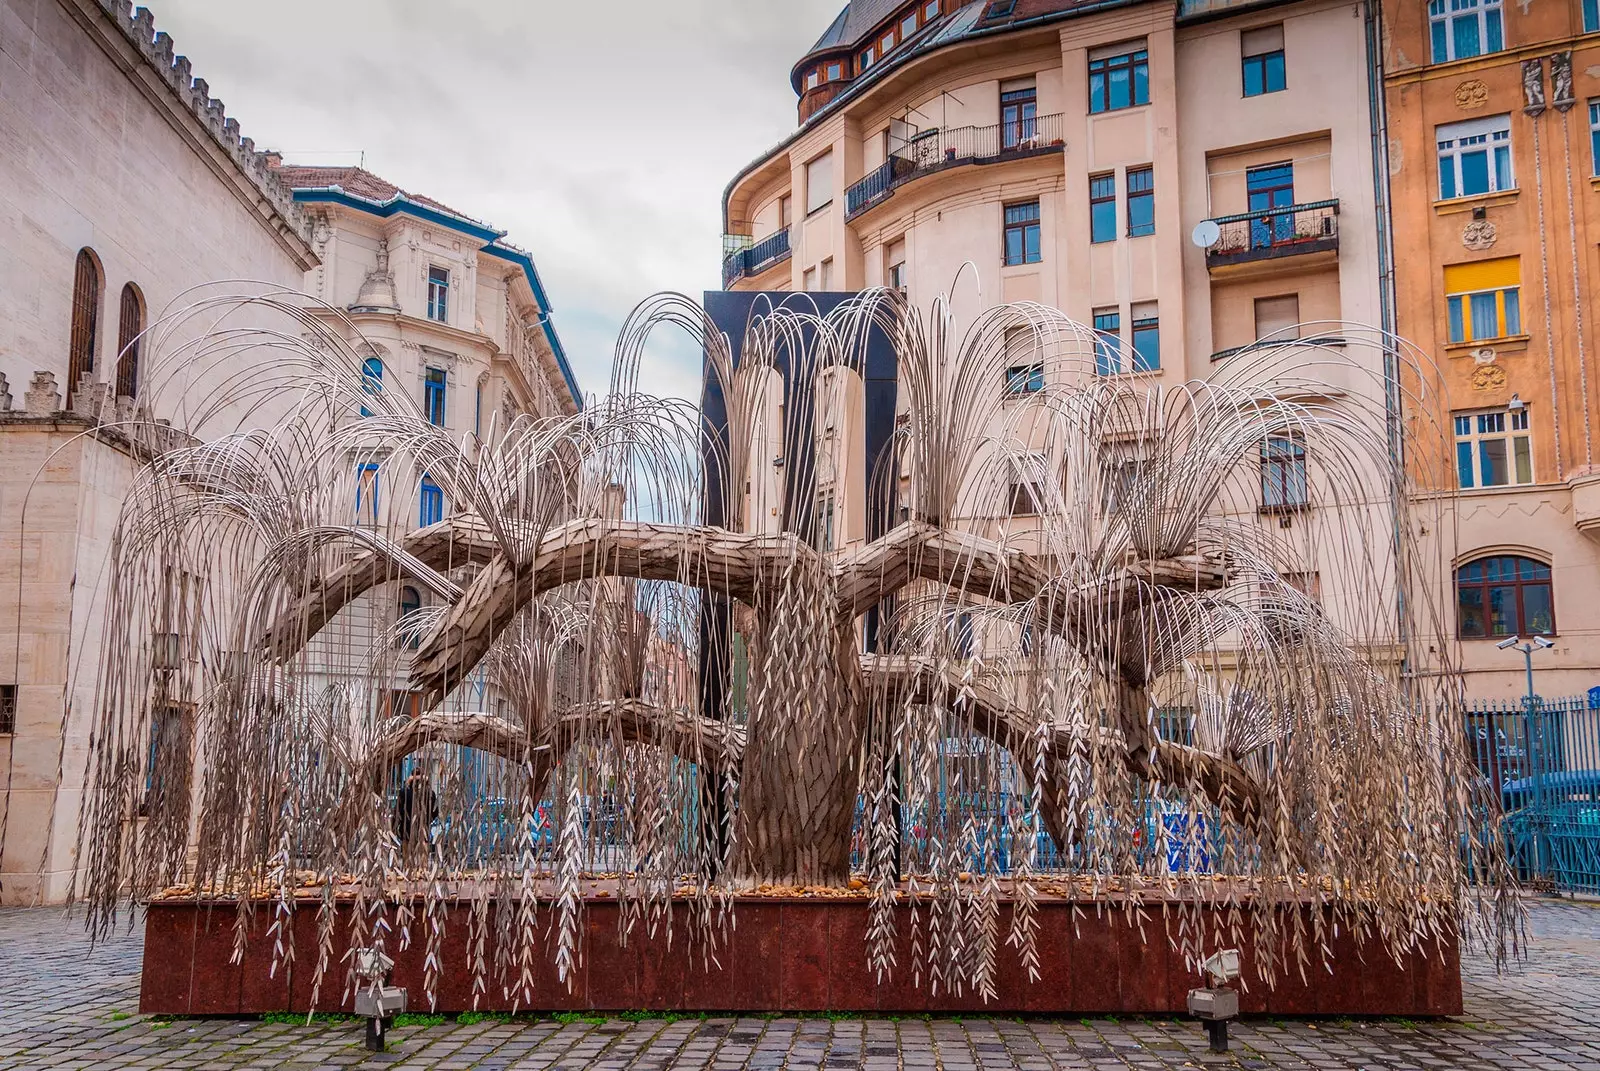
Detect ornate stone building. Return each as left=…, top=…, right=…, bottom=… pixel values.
left=1385, top=0, right=1600, bottom=700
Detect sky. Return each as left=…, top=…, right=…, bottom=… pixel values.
left=144, top=0, right=843, bottom=400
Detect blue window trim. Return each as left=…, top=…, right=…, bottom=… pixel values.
left=420, top=477, right=444, bottom=527
left=355, top=462, right=381, bottom=521
left=290, top=187, right=582, bottom=409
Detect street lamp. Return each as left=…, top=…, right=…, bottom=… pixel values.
left=1496, top=634, right=1554, bottom=708
left=1496, top=634, right=1555, bottom=877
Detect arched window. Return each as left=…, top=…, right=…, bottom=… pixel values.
left=419, top=475, right=444, bottom=527
left=1457, top=555, right=1554, bottom=638
left=360, top=355, right=383, bottom=417
left=116, top=283, right=144, bottom=399
left=68, top=249, right=103, bottom=406
left=398, top=585, right=422, bottom=650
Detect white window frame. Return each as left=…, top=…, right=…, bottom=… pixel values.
left=1590, top=100, right=1600, bottom=176
left=1428, top=0, right=1504, bottom=63
left=1437, top=114, right=1513, bottom=199
left=1453, top=407, right=1533, bottom=489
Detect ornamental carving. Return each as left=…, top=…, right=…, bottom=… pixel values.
left=1522, top=57, right=1546, bottom=116
left=1550, top=51, right=1575, bottom=111
left=1462, top=219, right=1497, bottom=250
left=1454, top=79, right=1489, bottom=110
left=1471, top=363, right=1507, bottom=391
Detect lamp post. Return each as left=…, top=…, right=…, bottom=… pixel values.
left=1496, top=634, right=1554, bottom=877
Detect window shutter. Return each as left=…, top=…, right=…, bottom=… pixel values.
left=1443, top=256, right=1520, bottom=293
left=806, top=151, right=835, bottom=215
left=1241, top=25, right=1284, bottom=56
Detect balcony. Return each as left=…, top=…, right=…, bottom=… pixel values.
left=1201, top=199, right=1339, bottom=270
left=722, top=228, right=792, bottom=288
left=844, top=114, right=1066, bottom=221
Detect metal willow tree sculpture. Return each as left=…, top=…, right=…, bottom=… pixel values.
left=66, top=284, right=1513, bottom=1009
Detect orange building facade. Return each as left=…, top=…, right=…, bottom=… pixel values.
left=1386, top=0, right=1600, bottom=699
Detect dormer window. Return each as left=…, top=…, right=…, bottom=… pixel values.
left=881, top=30, right=895, bottom=53
left=860, top=45, right=875, bottom=71
left=826, top=61, right=843, bottom=81
left=901, top=12, right=918, bottom=38
left=924, top=0, right=940, bottom=18
left=807, top=69, right=821, bottom=89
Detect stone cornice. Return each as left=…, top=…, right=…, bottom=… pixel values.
left=58, top=0, right=318, bottom=271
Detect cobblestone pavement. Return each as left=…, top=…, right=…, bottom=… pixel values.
left=2, top=899, right=1598, bottom=1070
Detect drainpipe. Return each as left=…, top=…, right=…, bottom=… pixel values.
left=1364, top=0, right=1410, bottom=686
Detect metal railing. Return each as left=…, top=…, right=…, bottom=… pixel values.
left=1202, top=199, right=1339, bottom=268
left=721, top=227, right=792, bottom=288
left=845, top=113, right=1067, bottom=220
left=1466, top=695, right=1600, bottom=894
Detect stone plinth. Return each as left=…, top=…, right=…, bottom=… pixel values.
left=138, top=897, right=1463, bottom=1016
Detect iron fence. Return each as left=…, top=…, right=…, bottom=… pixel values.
left=1203, top=199, right=1339, bottom=268
left=845, top=113, right=1067, bottom=219
left=1466, top=694, right=1600, bottom=894
left=721, top=227, right=792, bottom=288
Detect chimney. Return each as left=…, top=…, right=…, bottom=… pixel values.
left=262, top=150, right=283, bottom=169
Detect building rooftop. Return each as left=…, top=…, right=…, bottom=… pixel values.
left=271, top=164, right=483, bottom=230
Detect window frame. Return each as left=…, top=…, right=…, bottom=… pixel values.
left=1093, top=309, right=1122, bottom=376
left=1436, top=114, right=1514, bottom=199
left=1089, top=46, right=1150, bottom=114
left=1001, top=84, right=1038, bottom=149
left=1126, top=166, right=1155, bottom=237
left=1428, top=0, right=1505, bottom=63
left=1089, top=173, right=1117, bottom=243
left=424, top=366, right=448, bottom=426
left=1260, top=432, right=1308, bottom=511
left=1454, top=407, right=1533, bottom=488
left=116, top=282, right=144, bottom=400
left=360, top=355, right=383, bottom=417
left=419, top=475, right=445, bottom=527
left=1590, top=100, right=1600, bottom=176
left=426, top=266, right=450, bottom=323
left=1241, top=26, right=1286, bottom=97
left=1003, top=200, right=1042, bottom=266
left=1130, top=308, right=1160, bottom=372
left=1456, top=555, right=1554, bottom=638
left=355, top=462, right=381, bottom=524
left=68, top=247, right=102, bottom=407
left=1587, top=0, right=1600, bottom=33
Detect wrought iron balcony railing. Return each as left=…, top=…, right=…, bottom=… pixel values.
left=722, top=227, right=793, bottom=288
left=845, top=113, right=1066, bottom=220
left=1202, top=199, right=1339, bottom=269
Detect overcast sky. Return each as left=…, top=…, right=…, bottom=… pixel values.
left=145, top=0, right=841, bottom=400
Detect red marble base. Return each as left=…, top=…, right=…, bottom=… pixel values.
left=138, top=898, right=1462, bottom=1016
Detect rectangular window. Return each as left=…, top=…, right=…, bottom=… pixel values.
left=1131, top=303, right=1160, bottom=371
left=1089, top=44, right=1149, bottom=113
left=0, top=685, right=14, bottom=734
left=1588, top=0, right=1600, bottom=32
left=425, top=366, right=447, bottom=426
left=1428, top=0, right=1504, bottom=63
left=807, top=69, right=821, bottom=90
left=1003, top=200, right=1042, bottom=265
left=817, top=493, right=836, bottom=550
left=419, top=477, right=444, bottom=527
left=1093, top=308, right=1121, bottom=376
left=1591, top=101, right=1600, bottom=175
left=886, top=236, right=908, bottom=292
left=881, top=31, right=896, bottom=53
left=780, top=194, right=793, bottom=229
left=902, top=13, right=918, bottom=38
left=1454, top=407, right=1533, bottom=488
left=1255, top=294, right=1301, bottom=342
left=1437, top=115, right=1513, bottom=199
left=427, top=267, right=450, bottom=322
left=1003, top=326, right=1041, bottom=395
left=1089, top=173, right=1117, bottom=243
left=1241, top=24, right=1286, bottom=96
left=925, top=0, right=940, bottom=19
left=820, top=257, right=834, bottom=290
left=827, top=61, right=843, bottom=81
left=860, top=45, right=875, bottom=71
left=806, top=150, right=835, bottom=214
left=1261, top=433, right=1308, bottom=509
left=1246, top=162, right=1295, bottom=248
left=1126, top=166, right=1155, bottom=237
left=1444, top=257, right=1521, bottom=342
left=356, top=462, right=381, bottom=524
left=144, top=704, right=189, bottom=814
left=1001, top=80, right=1038, bottom=149
left=1008, top=455, right=1046, bottom=516
left=804, top=266, right=818, bottom=292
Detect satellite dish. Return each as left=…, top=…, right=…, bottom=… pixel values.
left=1191, top=219, right=1221, bottom=248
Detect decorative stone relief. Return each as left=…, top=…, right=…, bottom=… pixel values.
left=1454, top=79, right=1489, bottom=110
left=1462, top=219, right=1498, bottom=250
left=1522, top=57, right=1546, bottom=116
left=350, top=237, right=401, bottom=314
left=0, top=373, right=12, bottom=412
left=1473, top=348, right=1498, bottom=363
left=1471, top=364, right=1507, bottom=391
left=24, top=372, right=60, bottom=414
left=1550, top=51, right=1575, bottom=111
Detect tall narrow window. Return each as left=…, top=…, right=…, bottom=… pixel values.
left=886, top=238, right=907, bottom=292
left=1261, top=434, right=1308, bottom=509
left=820, top=257, right=834, bottom=289
left=1587, top=0, right=1600, bottom=33
left=1004, top=326, right=1043, bottom=395
left=1241, top=25, right=1286, bottom=96
left=1126, top=166, right=1155, bottom=237
left=1003, top=200, right=1041, bottom=265
left=817, top=492, right=836, bottom=550
left=0, top=685, right=14, bottom=735
left=1001, top=79, right=1037, bottom=149
left=806, top=150, right=835, bottom=214
left=780, top=194, right=794, bottom=230
left=1454, top=407, right=1532, bottom=488
left=1093, top=309, right=1121, bottom=375
left=425, top=367, right=447, bottom=426
left=1131, top=303, right=1160, bottom=371
left=1089, top=173, right=1117, bottom=243
left=901, top=12, right=918, bottom=39
left=360, top=355, right=383, bottom=417
left=1008, top=454, right=1046, bottom=516
left=1246, top=163, right=1296, bottom=248
left=1089, top=44, right=1149, bottom=113
left=68, top=248, right=102, bottom=406
left=1457, top=555, right=1553, bottom=637
left=924, top=0, right=940, bottom=20
left=1590, top=100, right=1600, bottom=175
left=1437, top=115, right=1513, bottom=199
left=419, top=475, right=444, bottom=527
left=1445, top=257, right=1521, bottom=342
left=1428, top=0, right=1504, bottom=63
left=398, top=585, right=423, bottom=649
left=116, top=283, right=143, bottom=400
left=427, top=267, right=450, bottom=322
left=356, top=462, right=381, bottom=524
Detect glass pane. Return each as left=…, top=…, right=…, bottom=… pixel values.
left=1458, top=585, right=1485, bottom=636
left=1487, top=584, right=1515, bottom=634
left=1089, top=72, right=1105, bottom=113
left=1493, top=145, right=1512, bottom=190
left=1485, top=8, right=1502, bottom=50
left=1133, top=325, right=1159, bottom=371
left=1459, top=559, right=1484, bottom=581
left=1452, top=13, right=1480, bottom=58
left=1439, top=155, right=1457, bottom=200
left=1024, top=224, right=1040, bottom=262
left=1456, top=440, right=1475, bottom=488
left=1522, top=584, right=1554, bottom=634
left=1470, top=291, right=1498, bottom=339
left=1459, top=148, right=1490, bottom=195
left=1503, top=287, right=1520, bottom=335
left=1431, top=19, right=1448, bottom=61
left=1006, top=228, right=1023, bottom=265
left=1091, top=201, right=1116, bottom=243
left=1265, top=51, right=1286, bottom=92
left=1128, top=193, right=1154, bottom=236
left=1588, top=0, right=1599, bottom=31
left=1514, top=435, right=1532, bottom=483
left=1448, top=296, right=1465, bottom=342
left=1133, top=59, right=1149, bottom=104
left=1243, top=56, right=1263, bottom=97
left=1479, top=438, right=1508, bottom=485
left=1518, top=557, right=1550, bottom=580
left=1108, top=65, right=1129, bottom=109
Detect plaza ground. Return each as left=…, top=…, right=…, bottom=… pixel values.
left=0, top=899, right=1596, bottom=1070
